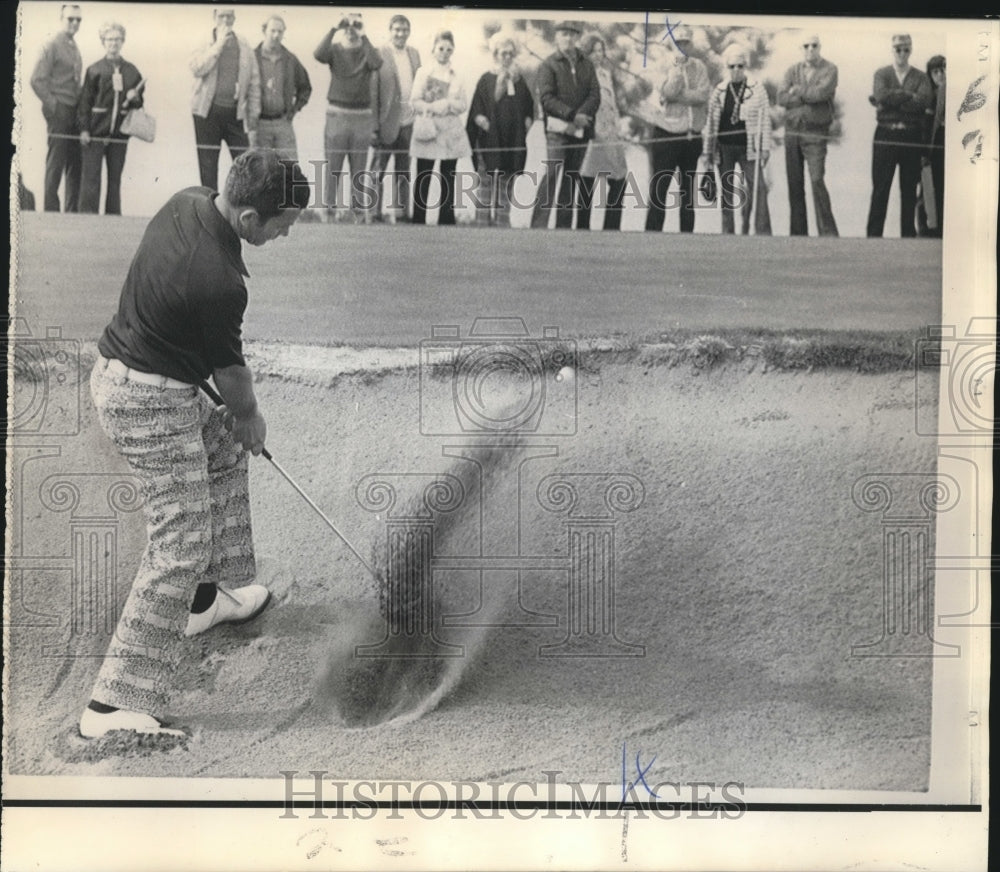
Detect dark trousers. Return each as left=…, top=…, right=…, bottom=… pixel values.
left=80, top=138, right=129, bottom=214
left=43, top=102, right=81, bottom=212
left=577, top=174, right=627, bottom=231
left=645, top=131, right=701, bottom=232
left=785, top=130, right=838, bottom=237
left=371, top=125, right=413, bottom=218
left=413, top=158, right=457, bottom=225
left=718, top=143, right=771, bottom=236
left=193, top=103, right=249, bottom=191
left=866, top=125, right=922, bottom=238
left=531, top=134, right=588, bottom=229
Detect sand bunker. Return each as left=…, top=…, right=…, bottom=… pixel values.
left=6, top=343, right=936, bottom=790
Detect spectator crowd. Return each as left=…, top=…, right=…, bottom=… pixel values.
left=29, top=6, right=946, bottom=237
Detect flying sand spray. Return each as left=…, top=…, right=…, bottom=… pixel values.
left=198, top=379, right=532, bottom=727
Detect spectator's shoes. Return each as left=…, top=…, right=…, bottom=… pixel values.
left=79, top=706, right=187, bottom=739
left=184, top=584, right=272, bottom=637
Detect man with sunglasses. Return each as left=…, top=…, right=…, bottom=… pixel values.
left=777, top=35, right=839, bottom=236
left=865, top=34, right=933, bottom=238
left=30, top=4, right=83, bottom=212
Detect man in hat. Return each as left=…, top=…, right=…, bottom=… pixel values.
left=190, top=7, right=261, bottom=191
left=865, top=34, right=933, bottom=238
left=776, top=34, right=839, bottom=236
left=30, top=4, right=83, bottom=212
left=645, top=24, right=711, bottom=233
left=530, top=20, right=600, bottom=229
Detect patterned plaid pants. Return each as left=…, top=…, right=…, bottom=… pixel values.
left=89, top=359, right=256, bottom=715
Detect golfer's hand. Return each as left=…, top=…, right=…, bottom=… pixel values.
left=232, top=411, right=267, bottom=456
left=80, top=131, right=91, bottom=145
left=475, top=114, right=490, bottom=132
left=573, top=113, right=591, bottom=129
left=760, top=150, right=770, bottom=167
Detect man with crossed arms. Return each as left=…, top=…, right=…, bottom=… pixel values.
left=777, top=34, right=839, bottom=237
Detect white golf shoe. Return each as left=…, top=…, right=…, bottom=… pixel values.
left=184, top=583, right=272, bottom=637
left=79, top=706, right=187, bottom=739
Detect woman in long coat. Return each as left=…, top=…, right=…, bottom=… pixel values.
left=466, top=34, right=534, bottom=226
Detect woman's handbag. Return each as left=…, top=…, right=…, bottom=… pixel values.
left=120, top=107, right=156, bottom=142
left=412, top=113, right=437, bottom=142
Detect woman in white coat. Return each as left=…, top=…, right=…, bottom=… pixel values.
left=409, top=30, right=471, bottom=225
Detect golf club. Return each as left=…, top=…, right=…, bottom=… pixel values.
left=198, top=379, right=376, bottom=577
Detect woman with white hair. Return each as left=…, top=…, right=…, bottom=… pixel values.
left=410, top=30, right=471, bottom=225
left=701, top=43, right=772, bottom=235
left=576, top=34, right=628, bottom=231
left=78, top=21, right=144, bottom=214
left=466, top=33, right=534, bottom=226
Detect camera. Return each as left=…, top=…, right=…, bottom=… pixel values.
left=914, top=320, right=996, bottom=437
left=419, top=318, right=577, bottom=436
left=5, top=320, right=81, bottom=436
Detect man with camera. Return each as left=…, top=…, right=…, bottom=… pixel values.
left=530, top=21, right=601, bottom=230
left=314, top=11, right=383, bottom=221
left=80, top=150, right=311, bottom=739
left=190, top=7, right=261, bottom=190
left=30, top=3, right=83, bottom=212
left=252, top=15, right=312, bottom=161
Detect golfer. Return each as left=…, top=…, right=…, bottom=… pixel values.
left=80, top=149, right=310, bottom=739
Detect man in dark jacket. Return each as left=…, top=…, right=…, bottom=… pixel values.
left=252, top=15, right=311, bottom=161
left=530, top=21, right=600, bottom=229
left=776, top=34, right=839, bottom=236
left=865, top=34, right=933, bottom=238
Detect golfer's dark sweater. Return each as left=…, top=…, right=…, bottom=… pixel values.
left=313, top=30, right=382, bottom=109
left=99, top=187, right=248, bottom=383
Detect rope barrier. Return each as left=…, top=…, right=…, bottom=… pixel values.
left=41, top=127, right=945, bottom=153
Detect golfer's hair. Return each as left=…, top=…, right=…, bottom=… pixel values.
left=262, top=15, right=286, bottom=32
left=225, top=149, right=311, bottom=219
left=60, top=5, right=81, bottom=17
left=99, top=21, right=126, bottom=41
left=389, top=14, right=410, bottom=29
left=433, top=29, right=455, bottom=48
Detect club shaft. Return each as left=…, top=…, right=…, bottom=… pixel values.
left=198, top=379, right=376, bottom=576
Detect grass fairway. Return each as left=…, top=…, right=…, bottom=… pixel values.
left=13, top=212, right=941, bottom=346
